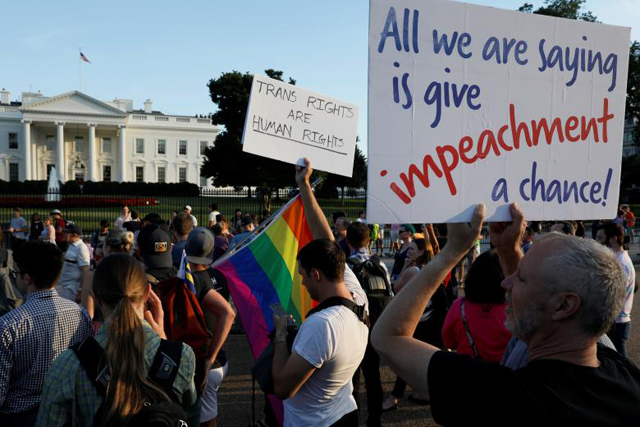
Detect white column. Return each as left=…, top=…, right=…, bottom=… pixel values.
left=118, top=125, right=126, bottom=182
left=56, top=121, right=65, bottom=182
left=21, top=120, right=31, bottom=180
left=31, top=135, right=37, bottom=180
left=88, top=123, right=97, bottom=181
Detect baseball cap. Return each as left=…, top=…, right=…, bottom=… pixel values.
left=185, top=227, right=215, bottom=265
left=51, top=209, right=61, bottom=214
left=138, top=224, right=173, bottom=269
left=241, top=215, right=254, bottom=227
left=184, top=205, right=192, bottom=211
left=63, top=223, right=82, bottom=235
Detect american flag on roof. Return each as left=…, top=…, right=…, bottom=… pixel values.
left=80, top=52, right=91, bottom=63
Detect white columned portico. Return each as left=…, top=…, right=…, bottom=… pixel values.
left=55, top=121, right=65, bottom=182
left=118, top=125, right=126, bottom=182
left=88, top=123, right=97, bottom=181
left=21, top=119, right=31, bottom=180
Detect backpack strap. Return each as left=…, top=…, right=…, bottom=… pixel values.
left=306, top=296, right=367, bottom=325
left=71, top=337, right=110, bottom=398
left=148, top=340, right=183, bottom=396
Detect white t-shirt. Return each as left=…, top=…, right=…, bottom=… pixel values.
left=58, top=239, right=90, bottom=292
left=209, top=210, right=220, bottom=225
left=284, top=305, right=368, bottom=427
left=190, top=214, right=198, bottom=227
left=616, top=250, right=636, bottom=323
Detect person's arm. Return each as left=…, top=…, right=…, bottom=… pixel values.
left=295, top=158, right=334, bottom=241
left=80, top=277, right=95, bottom=319
left=489, top=203, right=525, bottom=277
left=200, top=289, right=235, bottom=392
left=271, top=313, right=316, bottom=399
left=371, top=204, right=485, bottom=400
left=425, top=224, right=440, bottom=254
left=392, top=265, right=418, bottom=294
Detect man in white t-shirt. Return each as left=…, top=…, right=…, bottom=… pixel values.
left=596, top=222, right=636, bottom=357
left=184, top=205, right=198, bottom=227
left=208, top=203, right=220, bottom=228
left=114, top=205, right=131, bottom=230
left=56, top=224, right=91, bottom=302
left=272, top=239, right=368, bottom=427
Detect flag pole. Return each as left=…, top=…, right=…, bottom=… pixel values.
left=79, top=47, right=82, bottom=91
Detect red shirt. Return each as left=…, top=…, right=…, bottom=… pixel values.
left=442, top=298, right=511, bottom=362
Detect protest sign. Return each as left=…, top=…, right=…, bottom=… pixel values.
left=367, top=0, right=631, bottom=222
left=242, top=74, right=359, bottom=177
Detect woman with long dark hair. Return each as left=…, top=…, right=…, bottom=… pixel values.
left=442, top=249, right=511, bottom=362
left=37, top=254, right=196, bottom=426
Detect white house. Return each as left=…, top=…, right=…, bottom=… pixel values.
left=0, top=89, right=220, bottom=186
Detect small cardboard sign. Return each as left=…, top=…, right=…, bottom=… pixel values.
left=242, top=74, right=359, bottom=177
left=368, top=0, right=631, bottom=223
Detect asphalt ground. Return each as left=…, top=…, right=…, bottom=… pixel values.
left=217, top=240, right=640, bottom=426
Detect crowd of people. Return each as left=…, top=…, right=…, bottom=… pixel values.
left=0, top=161, right=638, bottom=426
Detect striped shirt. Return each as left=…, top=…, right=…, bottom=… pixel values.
left=0, top=289, right=93, bottom=413
left=36, top=321, right=197, bottom=426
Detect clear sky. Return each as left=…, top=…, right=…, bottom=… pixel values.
left=4, top=0, right=638, bottom=154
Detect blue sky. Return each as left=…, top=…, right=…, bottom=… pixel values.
left=4, top=1, right=638, bottom=153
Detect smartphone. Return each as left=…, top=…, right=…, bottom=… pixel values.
left=270, top=303, right=288, bottom=317
left=270, top=303, right=295, bottom=326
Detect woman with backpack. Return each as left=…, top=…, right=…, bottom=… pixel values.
left=37, top=254, right=197, bottom=427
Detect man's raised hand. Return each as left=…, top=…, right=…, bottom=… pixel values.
left=489, top=202, right=525, bottom=252
left=295, top=157, right=312, bottom=188
left=446, top=204, right=485, bottom=255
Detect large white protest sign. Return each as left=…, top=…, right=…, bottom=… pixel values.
left=368, top=0, right=630, bottom=222
left=242, top=74, right=359, bottom=177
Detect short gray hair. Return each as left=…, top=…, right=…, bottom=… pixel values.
left=537, top=232, right=626, bottom=337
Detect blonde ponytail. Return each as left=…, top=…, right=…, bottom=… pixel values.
left=93, top=254, right=168, bottom=426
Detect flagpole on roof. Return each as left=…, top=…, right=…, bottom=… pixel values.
left=79, top=47, right=82, bottom=92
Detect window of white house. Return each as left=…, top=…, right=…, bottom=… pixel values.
left=136, top=166, right=144, bottom=182
left=103, top=165, right=111, bottom=182
left=200, top=176, right=207, bottom=187
left=179, top=140, right=187, bottom=156
left=75, top=136, right=84, bottom=152
left=8, top=133, right=18, bottom=149
left=179, top=167, right=187, bottom=183
left=157, top=139, right=166, bottom=155
left=46, top=135, right=55, bottom=151
left=200, top=141, right=208, bottom=155
left=102, top=138, right=112, bottom=153
left=135, top=138, right=145, bottom=154
left=158, top=167, right=166, bottom=183
left=46, top=164, right=55, bottom=179
left=9, top=163, right=19, bottom=181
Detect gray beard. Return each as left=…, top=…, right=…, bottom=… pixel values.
left=505, top=293, right=544, bottom=340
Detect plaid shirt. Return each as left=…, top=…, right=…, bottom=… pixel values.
left=36, top=321, right=197, bottom=426
left=0, top=289, right=93, bottom=414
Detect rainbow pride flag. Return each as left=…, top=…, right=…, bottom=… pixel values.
left=214, top=195, right=316, bottom=360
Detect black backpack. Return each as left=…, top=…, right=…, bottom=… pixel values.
left=72, top=336, right=188, bottom=427
left=347, top=255, right=393, bottom=326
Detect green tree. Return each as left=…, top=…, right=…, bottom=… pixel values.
left=202, top=69, right=296, bottom=211
left=317, top=143, right=367, bottom=204
left=518, top=0, right=597, bottom=21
